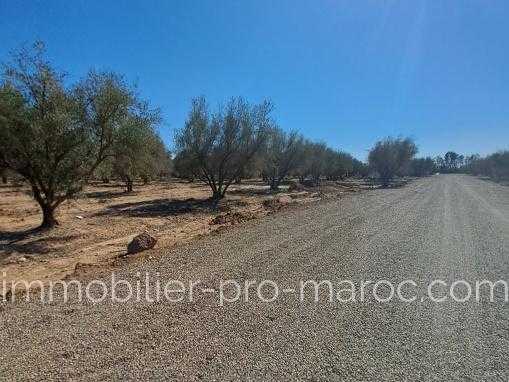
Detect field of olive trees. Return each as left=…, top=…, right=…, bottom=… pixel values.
left=1, top=42, right=506, bottom=237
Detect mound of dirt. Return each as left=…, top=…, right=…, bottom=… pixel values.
left=210, top=211, right=256, bottom=225
left=68, top=262, right=107, bottom=278
left=263, top=195, right=294, bottom=211
left=287, top=181, right=306, bottom=192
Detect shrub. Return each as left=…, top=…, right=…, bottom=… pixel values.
left=368, top=137, right=418, bottom=186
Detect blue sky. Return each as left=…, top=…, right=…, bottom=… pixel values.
left=1, top=0, right=508, bottom=160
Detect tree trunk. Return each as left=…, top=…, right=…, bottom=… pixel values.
left=269, top=178, right=280, bottom=191
left=125, top=177, right=133, bottom=193
left=381, top=176, right=391, bottom=188
left=1, top=175, right=7, bottom=184
left=30, top=183, right=59, bottom=229
left=40, top=204, right=59, bottom=229
left=212, top=190, right=223, bottom=201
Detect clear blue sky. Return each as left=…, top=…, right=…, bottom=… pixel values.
left=1, top=0, right=508, bottom=160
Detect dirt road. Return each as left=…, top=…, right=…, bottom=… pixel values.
left=1, top=175, right=508, bottom=381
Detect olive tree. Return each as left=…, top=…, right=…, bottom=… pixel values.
left=410, top=157, right=436, bottom=177
left=304, top=142, right=329, bottom=185
left=111, top=109, right=162, bottom=192
left=0, top=43, right=145, bottom=228
left=175, top=96, right=271, bottom=200
left=94, top=158, right=114, bottom=183
left=485, top=151, right=509, bottom=180
left=352, top=158, right=369, bottom=178
left=323, top=149, right=354, bottom=181
left=173, top=150, right=198, bottom=182
left=261, top=127, right=304, bottom=190
left=368, top=137, right=418, bottom=186
left=143, top=135, right=173, bottom=182
left=457, top=151, right=509, bottom=180
left=291, top=140, right=333, bottom=185
left=0, top=166, right=7, bottom=184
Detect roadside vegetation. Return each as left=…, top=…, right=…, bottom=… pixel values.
left=367, top=137, right=418, bottom=187
left=445, top=151, right=509, bottom=182
left=1, top=42, right=508, bottom=233
left=408, top=150, right=509, bottom=182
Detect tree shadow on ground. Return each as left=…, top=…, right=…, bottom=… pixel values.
left=0, top=227, right=41, bottom=243
left=0, top=228, right=82, bottom=258
left=86, top=181, right=127, bottom=188
left=94, top=197, right=217, bottom=218
left=84, top=190, right=135, bottom=200
left=0, top=228, right=50, bottom=258
left=228, top=187, right=274, bottom=197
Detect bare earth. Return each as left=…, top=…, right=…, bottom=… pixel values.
left=0, top=179, right=345, bottom=289
left=1, top=174, right=508, bottom=380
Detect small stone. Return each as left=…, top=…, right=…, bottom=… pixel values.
left=126, top=233, right=157, bottom=255
left=276, top=195, right=292, bottom=205
left=5, top=255, right=28, bottom=264
left=210, top=212, right=254, bottom=225
left=288, top=181, right=305, bottom=192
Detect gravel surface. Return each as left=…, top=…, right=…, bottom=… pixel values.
left=1, top=174, right=508, bottom=381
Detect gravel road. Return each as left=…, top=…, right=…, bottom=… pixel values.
left=1, top=174, right=508, bottom=381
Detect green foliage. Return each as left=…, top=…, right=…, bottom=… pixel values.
left=323, top=149, right=354, bottom=181
left=175, top=96, right=272, bottom=199
left=435, top=151, right=464, bottom=173
left=0, top=42, right=157, bottom=228
left=260, top=127, right=304, bottom=190
left=173, top=150, right=198, bottom=181
left=111, top=107, right=162, bottom=191
left=289, top=141, right=328, bottom=185
left=465, top=151, right=509, bottom=180
left=297, top=141, right=360, bottom=184
left=368, top=137, right=418, bottom=186
left=145, top=135, right=173, bottom=181
left=410, top=157, right=436, bottom=177
left=352, top=158, right=369, bottom=178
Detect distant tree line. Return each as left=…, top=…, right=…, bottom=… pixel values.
left=409, top=150, right=509, bottom=181
left=173, top=96, right=368, bottom=199
left=460, top=151, right=509, bottom=181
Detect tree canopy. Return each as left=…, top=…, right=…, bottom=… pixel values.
left=0, top=43, right=162, bottom=228
left=175, top=96, right=272, bottom=200
left=368, top=137, right=418, bottom=186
